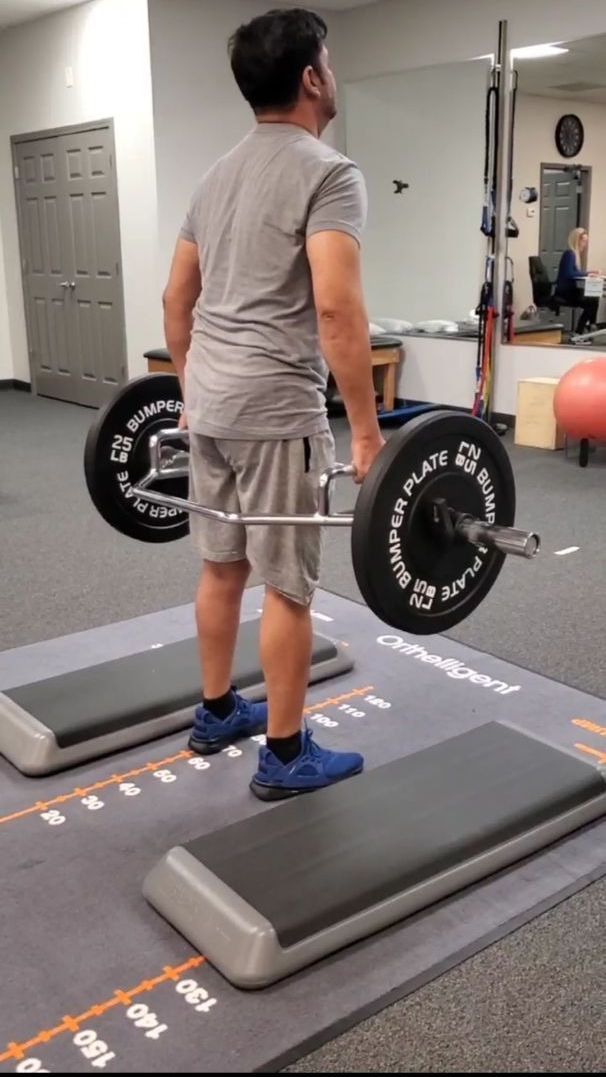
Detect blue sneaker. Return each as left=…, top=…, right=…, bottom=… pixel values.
left=250, top=727, right=364, bottom=801
left=188, top=694, right=268, bottom=755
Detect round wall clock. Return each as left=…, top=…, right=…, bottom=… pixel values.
left=555, top=114, right=584, bottom=158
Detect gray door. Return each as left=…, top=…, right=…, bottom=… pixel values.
left=539, top=167, right=581, bottom=285
left=13, top=122, right=126, bottom=407
left=13, top=136, right=75, bottom=402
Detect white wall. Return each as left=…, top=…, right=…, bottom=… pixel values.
left=396, top=336, right=478, bottom=408
left=492, top=342, right=599, bottom=415
left=345, top=60, right=488, bottom=325
left=332, top=0, right=606, bottom=82
left=333, top=0, right=606, bottom=416
left=510, top=93, right=606, bottom=314
left=148, top=0, right=341, bottom=290
left=4, top=0, right=603, bottom=402
left=0, top=220, right=9, bottom=381
left=0, top=0, right=160, bottom=384
left=396, top=319, right=596, bottom=418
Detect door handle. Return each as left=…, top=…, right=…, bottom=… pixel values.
left=59, top=281, right=76, bottom=290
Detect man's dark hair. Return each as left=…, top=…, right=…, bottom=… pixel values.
left=229, top=8, right=328, bottom=113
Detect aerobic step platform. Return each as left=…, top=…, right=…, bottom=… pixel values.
left=0, top=620, right=351, bottom=776
left=143, top=722, right=606, bottom=988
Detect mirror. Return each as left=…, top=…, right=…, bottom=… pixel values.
left=343, top=56, right=493, bottom=342
left=504, top=33, right=606, bottom=350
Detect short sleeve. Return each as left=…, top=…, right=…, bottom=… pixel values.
left=306, top=159, right=368, bottom=244
left=179, top=188, right=199, bottom=244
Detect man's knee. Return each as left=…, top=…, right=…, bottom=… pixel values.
left=201, top=558, right=251, bottom=591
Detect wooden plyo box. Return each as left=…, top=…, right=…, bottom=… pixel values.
left=514, top=377, right=565, bottom=450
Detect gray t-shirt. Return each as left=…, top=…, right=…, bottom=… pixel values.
left=179, top=122, right=367, bottom=439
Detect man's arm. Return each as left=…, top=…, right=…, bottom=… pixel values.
left=162, top=237, right=202, bottom=399
left=306, top=229, right=384, bottom=482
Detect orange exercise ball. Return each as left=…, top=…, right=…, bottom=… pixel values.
left=553, top=357, right=606, bottom=440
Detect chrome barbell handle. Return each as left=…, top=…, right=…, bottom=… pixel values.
left=148, top=428, right=190, bottom=478
left=136, top=430, right=356, bottom=524
left=133, top=471, right=355, bottom=526
left=317, top=462, right=356, bottom=517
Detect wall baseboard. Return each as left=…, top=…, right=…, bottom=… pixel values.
left=491, top=410, right=515, bottom=430
left=0, top=379, right=31, bottom=392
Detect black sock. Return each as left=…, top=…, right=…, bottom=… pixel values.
left=267, top=732, right=302, bottom=764
left=203, top=688, right=236, bottom=721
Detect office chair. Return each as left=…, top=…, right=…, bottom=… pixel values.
left=528, top=256, right=578, bottom=332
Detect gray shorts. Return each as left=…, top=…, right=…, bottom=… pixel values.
left=188, top=430, right=336, bottom=605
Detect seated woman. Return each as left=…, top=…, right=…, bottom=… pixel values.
left=555, top=227, right=600, bottom=334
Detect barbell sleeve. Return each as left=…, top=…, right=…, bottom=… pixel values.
left=455, top=516, right=540, bottom=559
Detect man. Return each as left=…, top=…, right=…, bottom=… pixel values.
left=162, top=8, right=384, bottom=800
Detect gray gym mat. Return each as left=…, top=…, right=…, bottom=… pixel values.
left=0, top=587, right=605, bottom=1074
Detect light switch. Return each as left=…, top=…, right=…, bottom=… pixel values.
left=65, top=66, right=74, bottom=88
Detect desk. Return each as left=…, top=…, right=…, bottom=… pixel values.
left=512, top=323, right=564, bottom=344
left=576, top=276, right=606, bottom=296
left=370, top=341, right=402, bottom=412
left=512, top=323, right=564, bottom=347
left=146, top=348, right=175, bottom=374
left=575, top=277, right=606, bottom=328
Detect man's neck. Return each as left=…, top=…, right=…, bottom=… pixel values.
left=256, top=107, right=319, bottom=138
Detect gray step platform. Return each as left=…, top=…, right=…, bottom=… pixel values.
left=143, top=721, right=606, bottom=989
left=0, top=621, right=351, bottom=776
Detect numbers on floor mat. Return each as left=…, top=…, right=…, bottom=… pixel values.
left=338, top=704, right=365, bottom=717
left=187, top=758, right=210, bottom=771
left=118, top=782, right=141, bottom=797
left=125, top=1002, right=168, bottom=1040
left=15, top=1061, right=50, bottom=1074
left=72, top=1029, right=115, bottom=1068
left=175, top=978, right=217, bottom=1014
left=221, top=746, right=242, bottom=759
left=152, top=769, right=177, bottom=783
left=81, top=795, right=104, bottom=811
left=365, top=695, right=391, bottom=709
left=40, top=810, right=65, bottom=826
left=309, top=712, right=338, bottom=728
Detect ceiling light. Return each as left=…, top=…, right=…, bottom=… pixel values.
left=511, top=44, right=569, bottom=60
